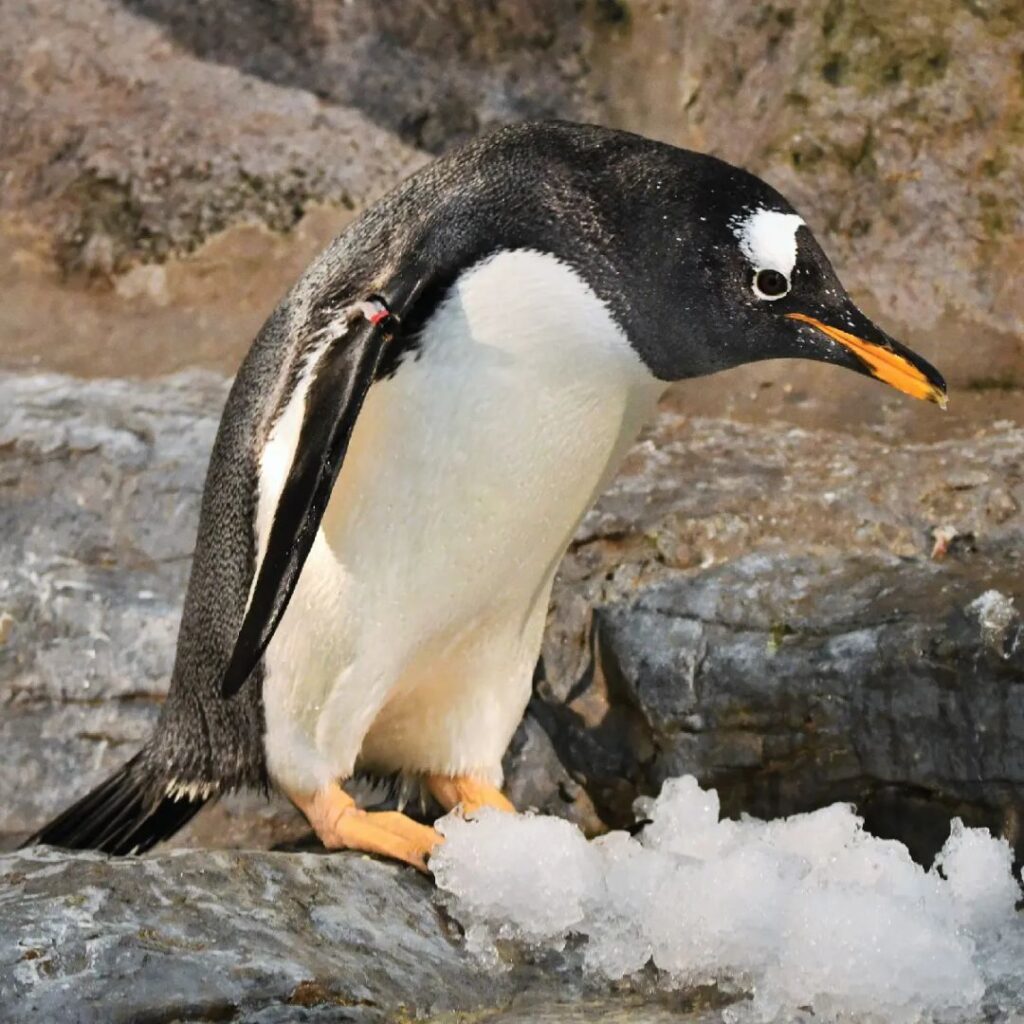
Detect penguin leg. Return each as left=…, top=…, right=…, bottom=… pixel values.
left=426, top=774, right=516, bottom=816
left=289, top=782, right=442, bottom=873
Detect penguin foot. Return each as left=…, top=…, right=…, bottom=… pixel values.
left=426, top=774, right=516, bottom=817
left=290, top=782, right=442, bottom=873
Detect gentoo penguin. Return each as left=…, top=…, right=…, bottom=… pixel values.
left=30, top=121, right=946, bottom=870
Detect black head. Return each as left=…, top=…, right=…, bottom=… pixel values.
left=551, top=131, right=948, bottom=407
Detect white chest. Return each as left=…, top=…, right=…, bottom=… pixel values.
left=327, top=250, right=665, bottom=622
left=258, top=249, right=666, bottom=790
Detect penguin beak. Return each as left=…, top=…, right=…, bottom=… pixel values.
left=786, top=311, right=948, bottom=408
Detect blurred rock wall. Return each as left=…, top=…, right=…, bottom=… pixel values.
left=2, top=0, right=1021, bottom=393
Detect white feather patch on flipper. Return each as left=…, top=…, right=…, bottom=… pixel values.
left=164, top=778, right=218, bottom=802
left=730, top=208, right=804, bottom=275
left=248, top=299, right=388, bottom=618
left=248, top=337, right=335, bottom=618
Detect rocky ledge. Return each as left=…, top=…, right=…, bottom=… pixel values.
left=529, top=407, right=1024, bottom=864
left=2, top=371, right=1022, bottom=858
left=0, top=846, right=725, bottom=1023
left=0, top=371, right=1021, bottom=1018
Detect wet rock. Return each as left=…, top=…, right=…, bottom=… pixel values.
left=2, top=846, right=719, bottom=1024
left=513, top=410, right=1024, bottom=865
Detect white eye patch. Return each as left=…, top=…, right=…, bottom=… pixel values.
left=730, top=207, right=805, bottom=279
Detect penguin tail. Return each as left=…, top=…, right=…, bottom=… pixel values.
left=24, top=753, right=212, bottom=856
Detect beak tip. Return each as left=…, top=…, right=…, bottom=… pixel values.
left=927, top=370, right=949, bottom=411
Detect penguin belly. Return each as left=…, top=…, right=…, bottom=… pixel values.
left=259, top=250, right=665, bottom=796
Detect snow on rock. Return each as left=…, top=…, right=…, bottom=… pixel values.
left=432, top=810, right=603, bottom=957
left=433, top=776, right=1024, bottom=1023
left=969, top=589, right=1020, bottom=658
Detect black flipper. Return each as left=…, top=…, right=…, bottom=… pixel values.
left=24, top=753, right=209, bottom=856
left=220, top=271, right=430, bottom=699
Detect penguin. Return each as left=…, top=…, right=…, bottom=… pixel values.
left=29, top=121, right=946, bottom=870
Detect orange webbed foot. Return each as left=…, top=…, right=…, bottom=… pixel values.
left=289, top=782, right=442, bottom=873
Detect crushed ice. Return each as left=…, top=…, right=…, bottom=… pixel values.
left=969, top=589, right=1019, bottom=658
left=432, top=776, right=1024, bottom=1022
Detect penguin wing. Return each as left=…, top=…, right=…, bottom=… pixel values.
left=220, top=266, right=430, bottom=698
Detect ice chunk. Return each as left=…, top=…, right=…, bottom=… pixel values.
left=433, top=807, right=602, bottom=953
left=763, top=883, right=982, bottom=1023
left=583, top=830, right=667, bottom=978
left=968, top=589, right=1019, bottom=657
left=432, top=776, right=1024, bottom=1022
left=934, top=817, right=1019, bottom=931
left=755, top=801, right=863, bottom=867
left=636, top=775, right=742, bottom=861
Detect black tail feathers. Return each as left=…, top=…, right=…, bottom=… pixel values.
left=24, top=753, right=212, bottom=856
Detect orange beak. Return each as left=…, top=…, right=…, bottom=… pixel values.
left=786, top=312, right=948, bottom=408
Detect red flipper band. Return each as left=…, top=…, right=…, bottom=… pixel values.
left=353, top=299, right=391, bottom=326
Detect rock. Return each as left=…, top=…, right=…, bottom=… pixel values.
left=0, top=846, right=724, bottom=1023
left=0, top=0, right=424, bottom=278
left=120, top=0, right=600, bottom=154
left=513, top=409, right=1024, bottom=865
left=0, top=372, right=220, bottom=845
left=3, top=372, right=1023, bottom=870
left=587, top=2, right=1024, bottom=409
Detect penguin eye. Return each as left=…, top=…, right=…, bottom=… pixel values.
left=752, top=268, right=790, bottom=300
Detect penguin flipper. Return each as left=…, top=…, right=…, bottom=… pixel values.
left=24, top=752, right=209, bottom=855
left=220, top=269, right=431, bottom=699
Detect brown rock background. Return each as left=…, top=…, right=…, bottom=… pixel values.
left=2, top=0, right=1021, bottom=430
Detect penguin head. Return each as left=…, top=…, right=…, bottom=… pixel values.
left=606, top=153, right=947, bottom=408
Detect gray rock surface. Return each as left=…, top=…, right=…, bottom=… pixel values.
left=0, top=373, right=225, bottom=844
left=522, top=410, right=1024, bottom=863
left=0, top=846, right=724, bottom=1023
left=3, top=372, right=1022, bottom=870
